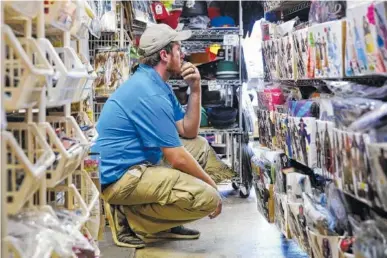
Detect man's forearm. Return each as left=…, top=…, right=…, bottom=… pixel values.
left=183, top=86, right=201, bottom=138
left=170, top=147, right=217, bottom=189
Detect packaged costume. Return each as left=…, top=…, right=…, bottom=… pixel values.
left=368, top=143, right=387, bottom=210
left=277, top=35, right=295, bottom=80
left=308, top=20, right=345, bottom=78
left=345, top=3, right=387, bottom=76
left=316, top=120, right=336, bottom=178
left=289, top=117, right=317, bottom=168
left=293, top=28, right=309, bottom=80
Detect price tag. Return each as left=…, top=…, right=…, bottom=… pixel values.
left=208, top=80, right=219, bottom=91
left=223, top=35, right=239, bottom=46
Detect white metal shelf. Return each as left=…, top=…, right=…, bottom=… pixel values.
left=199, top=127, right=242, bottom=135
left=169, top=79, right=241, bottom=87
left=188, top=28, right=240, bottom=40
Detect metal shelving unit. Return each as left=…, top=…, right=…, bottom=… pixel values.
left=169, top=79, right=241, bottom=87
left=189, top=28, right=240, bottom=40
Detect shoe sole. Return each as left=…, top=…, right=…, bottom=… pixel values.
left=145, top=232, right=200, bottom=240
left=104, top=203, right=146, bottom=249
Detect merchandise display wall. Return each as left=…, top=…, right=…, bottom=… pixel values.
left=251, top=1, right=387, bottom=258
left=1, top=0, right=108, bottom=257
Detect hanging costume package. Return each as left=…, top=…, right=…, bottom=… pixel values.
left=351, top=133, right=371, bottom=202
left=331, top=97, right=383, bottom=129
left=368, top=143, right=387, bottom=211
left=288, top=100, right=320, bottom=118
left=289, top=116, right=317, bottom=168
left=287, top=201, right=311, bottom=255
left=353, top=219, right=387, bottom=258
left=345, top=2, right=387, bottom=76
left=277, top=35, right=295, bottom=80
left=292, top=28, right=309, bottom=80
left=286, top=172, right=313, bottom=203
left=316, top=120, right=336, bottom=178
left=324, top=80, right=387, bottom=100
left=308, top=0, right=346, bottom=25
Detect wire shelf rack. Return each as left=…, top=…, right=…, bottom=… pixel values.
left=188, top=28, right=240, bottom=40
left=169, top=79, right=241, bottom=87
left=199, top=127, right=242, bottom=135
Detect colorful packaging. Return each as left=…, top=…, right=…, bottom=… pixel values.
left=316, top=120, right=336, bottom=178
left=308, top=20, right=345, bottom=78
left=277, top=35, right=295, bottom=80
left=345, top=3, right=387, bottom=76
left=293, top=28, right=309, bottom=80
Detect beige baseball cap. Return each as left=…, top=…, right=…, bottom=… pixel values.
left=139, top=24, right=192, bottom=57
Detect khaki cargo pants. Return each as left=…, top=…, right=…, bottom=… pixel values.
left=102, top=136, right=234, bottom=235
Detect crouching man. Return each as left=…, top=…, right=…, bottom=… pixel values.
left=96, top=24, right=232, bottom=248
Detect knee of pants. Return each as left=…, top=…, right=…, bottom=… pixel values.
left=199, top=186, right=221, bottom=213
left=192, top=135, right=210, bottom=149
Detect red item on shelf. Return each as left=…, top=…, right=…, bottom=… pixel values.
left=208, top=7, right=221, bottom=19
left=151, top=2, right=169, bottom=21
left=263, top=88, right=285, bottom=111
left=160, top=9, right=182, bottom=29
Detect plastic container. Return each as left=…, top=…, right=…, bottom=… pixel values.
left=41, top=116, right=89, bottom=188
left=44, top=0, right=78, bottom=32
left=73, top=52, right=97, bottom=102
left=3, top=25, right=53, bottom=111
left=2, top=123, right=55, bottom=215
left=37, top=39, right=87, bottom=107
left=4, top=1, right=40, bottom=19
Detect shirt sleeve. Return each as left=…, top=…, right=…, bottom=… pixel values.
left=131, top=95, right=182, bottom=148
left=171, top=93, right=185, bottom=122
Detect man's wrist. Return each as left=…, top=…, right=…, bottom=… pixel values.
left=189, top=81, right=201, bottom=93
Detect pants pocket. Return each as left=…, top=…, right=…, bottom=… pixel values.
left=103, top=166, right=144, bottom=205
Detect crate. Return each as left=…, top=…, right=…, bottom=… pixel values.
left=307, top=228, right=344, bottom=258
left=42, top=116, right=89, bottom=187
left=73, top=170, right=100, bottom=240
left=47, top=183, right=90, bottom=229
left=4, top=1, right=40, bottom=19
left=37, top=39, right=87, bottom=107
left=73, top=52, right=97, bottom=103
left=3, top=123, right=55, bottom=215
left=3, top=25, right=53, bottom=111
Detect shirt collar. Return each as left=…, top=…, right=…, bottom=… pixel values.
left=138, top=64, right=172, bottom=92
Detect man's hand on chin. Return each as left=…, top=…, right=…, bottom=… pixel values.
left=181, top=62, right=201, bottom=92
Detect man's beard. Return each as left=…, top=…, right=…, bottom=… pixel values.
left=166, top=60, right=181, bottom=77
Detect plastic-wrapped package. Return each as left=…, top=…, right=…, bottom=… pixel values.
left=12, top=210, right=94, bottom=257
left=289, top=116, right=317, bottom=168
left=308, top=0, right=346, bottom=25
left=286, top=172, right=312, bottom=203
left=348, top=103, right=387, bottom=133
left=316, top=120, right=336, bottom=177
left=7, top=219, right=54, bottom=258
left=331, top=97, right=383, bottom=129
left=325, top=182, right=349, bottom=236
left=324, top=80, right=387, bottom=99
left=277, top=35, right=295, bottom=80
left=353, top=219, right=387, bottom=258
left=293, top=28, right=309, bottom=80
left=288, top=100, right=320, bottom=118
left=346, top=2, right=387, bottom=76
left=368, top=143, right=387, bottom=211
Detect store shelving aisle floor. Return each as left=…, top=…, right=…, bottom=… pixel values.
left=100, top=183, right=309, bottom=258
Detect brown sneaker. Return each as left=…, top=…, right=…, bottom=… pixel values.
left=145, top=226, right=200, bottom=240
left=105, top=203, right=146, bottom=248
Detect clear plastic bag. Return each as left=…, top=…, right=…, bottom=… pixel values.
left=324, top=80, right=387, bottom=99
left=353, top=219, right=387, bottom=258
left=331, top=97, right=384, bottom=129
left=309, top=0, right=346, bottom=25
left=348, top=103, right=387, bottom=133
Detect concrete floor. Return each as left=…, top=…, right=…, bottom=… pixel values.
left=100, top=184, right=309, bottom=258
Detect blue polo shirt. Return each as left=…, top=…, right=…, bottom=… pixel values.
left=95, top=64, right=185, bottom=186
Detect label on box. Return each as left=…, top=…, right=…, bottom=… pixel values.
left=223, top=35, right=239, bottom=46
left=208, top=80, right=220, bottom=91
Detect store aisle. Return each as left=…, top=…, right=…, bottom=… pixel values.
left=100, top=183, right=308, bottom=258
